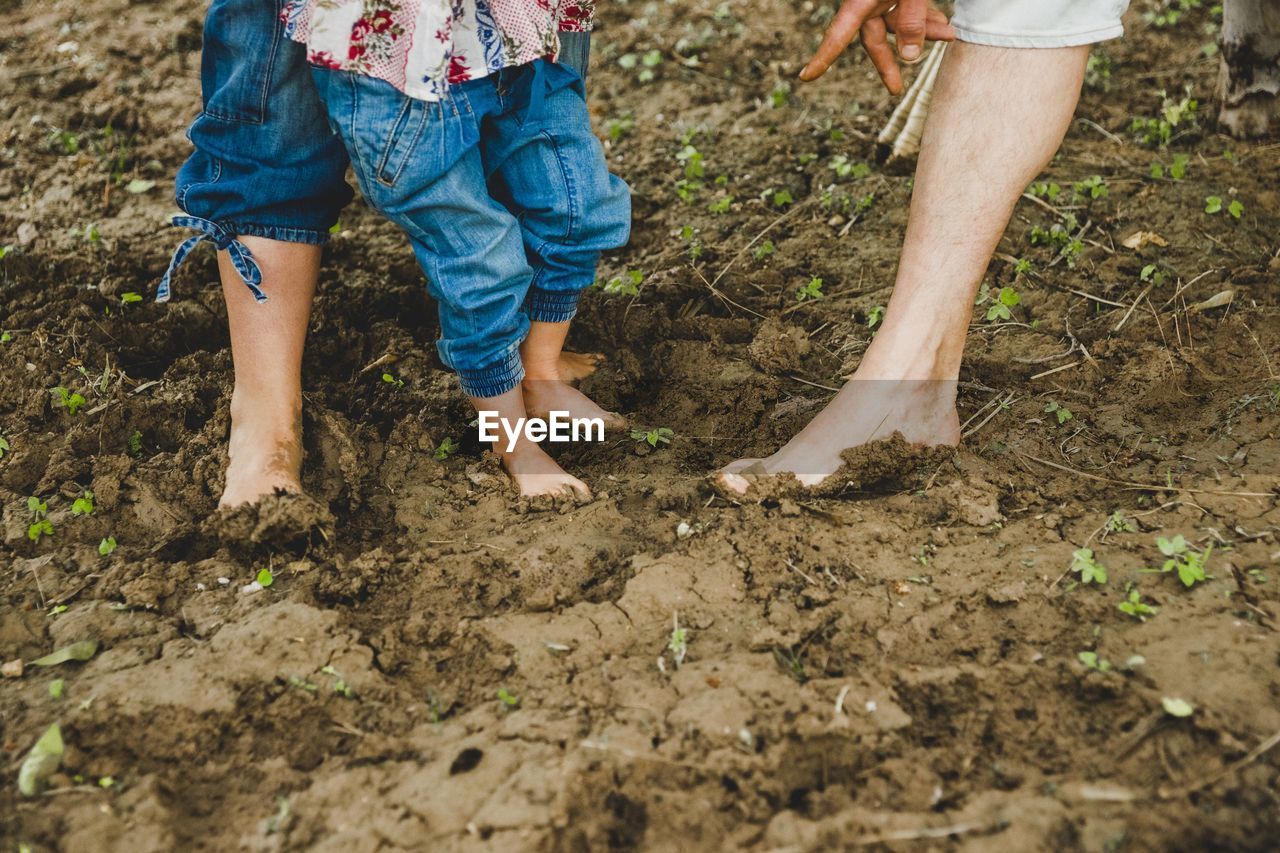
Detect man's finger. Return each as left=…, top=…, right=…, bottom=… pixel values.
left=860, top=16, right=903, bottom=95
left=887, top=6, right=957, bottom=43
left=890, top=0, right=929, bottom=62
left=799, top=0, right=888, bottom=82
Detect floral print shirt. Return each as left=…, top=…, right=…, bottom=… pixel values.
left=283, top=0, right=595, bottom=102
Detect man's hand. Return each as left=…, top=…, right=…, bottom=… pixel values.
left=800, top=0, right=955, bottom=95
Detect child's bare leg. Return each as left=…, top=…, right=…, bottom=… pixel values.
left=521, top=320, right=624, bottom=429
left=218, top=237, right=317, bottom=507
left=472, top=383, right=591, bottom=499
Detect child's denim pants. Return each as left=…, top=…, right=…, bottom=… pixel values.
left=166, top=0, right=604, bottom=340
left=309, top=59, right=630, bottom=399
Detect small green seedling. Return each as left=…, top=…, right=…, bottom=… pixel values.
left=51, top=386, right=86, bottom=415
left=753, top=240, right=775, bottom=262
left=1, top=330, right=11, bottom=342
left=771, top=188, right=794, bottom=207
left=768, top=82, right=790, bottom=108
left=1073, top=175, right=1109, bottom=201
left=27, top=496, right=53, bottom=542
left=1071, top=548, right=1107, bottom=585
left=604, top=112, right=635, bottom=142
left=257, top=568, right=274, bottom=588
left=1140, top=263, right=1169, bottom=286
left=631, top=426, right=673, bottom=448
left=1107, top=511, right=1134, bottom=533
left=601, top=270, right=644, bottom=296
left=497, top=687, right=520, bottom=708
left=287, top=675, right=317, bottom=692
left=381, top=372, right=404, bottom=389
left=867, top=305, right=885, bottom=329
left=1118, top=586, right=1158, bottom=621
left=707, top=195, right=733, bottom=214
left=434, top=437, right=458, bottom=460
left=120, top=292, right=142, bottom=304
left=1152, top=535, right=1212, bottom=587
left=667, top=613, right=689, bottom=668
left=0, top=434, right=9, bottom=458
left=983, top=286, right=1021, bottom=322
left=127, top=430, right=143, bottom=456
left=829, top=155, right=871, bottom=180
left=1044, top=401, right=1073, bottom=425
left=1029, top=181, right=1062, bottom=202
left=49, top=679, right=65, bottom=700
left=71, top=491, right=94, bottom=516
left=48, top=605, right=68, bottom=616
left=98, top=536, right=117, bottom=556
left=1078, top=650, right=1112, bottom=672
left=321, top=665, right=354, bottom=698
left=1205, top=196, right=1242, bottom=218
left=98, top=775, right=116, bottom=789
left=796, top=276, right=824, bottom=301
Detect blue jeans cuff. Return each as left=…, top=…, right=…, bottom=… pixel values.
left=228, top=222, right=332, bottom=246
left=523, top=287, right=580, bottom=324
left=457, top=344, right=525, bottom=399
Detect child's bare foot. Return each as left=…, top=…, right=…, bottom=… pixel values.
left=220, top=398, right=304, bottom=508
left=522, top=378, right=626, bottom=431
left=558, top=351, right=605, bottom=383
left=503, top=440, right=592, bottom=499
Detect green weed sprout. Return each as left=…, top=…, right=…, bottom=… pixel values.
left=867, top=305, right=885, bottom=329
left=1118, top=586, right=1158, bottom=621
left=98, top=536, right=117, bottom=556
left=381, top=372, right=404, bottom=389
left=753, top=240, right=776, bottom=262
left=1071, top=548, right=1107, bottom=585
left=601, top=270, right=644, bottom=296
left=1151, top=535, right=1212, bottom=587
left=497, top=687, right=520, bottom=709
left=796, top=276, right=824, bottom=301
left=1107, top=511, right=1134, bottom=533
left=51, top=386, right=86, bottom=415
left=1044, top=401, right=1073, bottom=425
left=434, top=437, right=458, bottom=460
left=71, top=491, right=94, bottom=516
left=1077, top=651, right=1112, bottom=672
left=668, top=612, right=689, bottom=668
left=631, top=427, right=673, bottom=448
left=0, top=434, right=9, bottom=458
left=27, top=496, right=53, bottom=543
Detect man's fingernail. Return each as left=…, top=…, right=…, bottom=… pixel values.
left=901, top=44, right=921, bottom=61
left=799, top=64, right=812, bottom=78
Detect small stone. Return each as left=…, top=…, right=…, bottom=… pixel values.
left=778, top=499, right=801, bottom=517
left=2, top=658, right=24, bottom=678
left=17, top=222, right=38, bottom=246
left=240, top=581, right=263, bottom=595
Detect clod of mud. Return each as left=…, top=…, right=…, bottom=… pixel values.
left=715, top=433, right=956, bottom=501
left=747, top=317, right=813, bottom=375
left=207, top=492, right=335, bottom=556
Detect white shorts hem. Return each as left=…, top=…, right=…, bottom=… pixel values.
left=951, top=23, right=1124, bottom=49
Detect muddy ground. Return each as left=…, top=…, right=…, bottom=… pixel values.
left=2, top=1, right=1279, bottom=850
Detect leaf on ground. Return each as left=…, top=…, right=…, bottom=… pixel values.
left=30, top=640, right=98, bottom=667
left=1188, top=289, right=1234, bottom=313
left=125, top=179, right=156, bottom=194
left=18, top=723, right=63, bottom=796
left=1121, top=230, right=1168, bottom=250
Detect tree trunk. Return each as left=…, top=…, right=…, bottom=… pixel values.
left=1217, top=0, right=1280, bottom=137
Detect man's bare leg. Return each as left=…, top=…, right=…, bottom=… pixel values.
left=219, top=237, right=318, bottom=507
left=720, top=42, right=1089, bottom=492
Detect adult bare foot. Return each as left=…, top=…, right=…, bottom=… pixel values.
left=503, top=440, right=592, bottom=499
left=717, top=377, right=959, bottom=495
left=522, top=378, right=626, bottom=432
left=558, top=350, right=604, bottom=383
left=220, top=399, right=304, bottom=507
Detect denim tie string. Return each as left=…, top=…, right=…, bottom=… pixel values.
left=157, top=216, right=266, bottom=304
